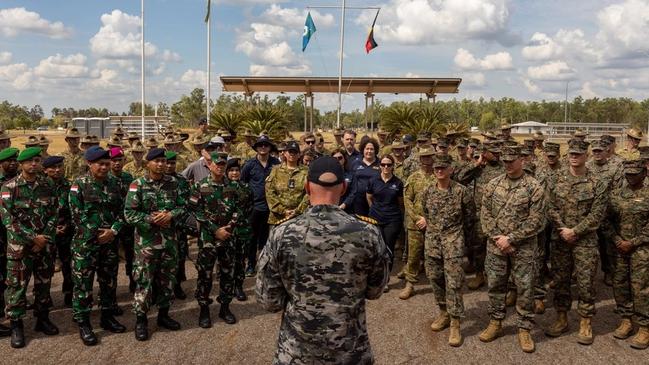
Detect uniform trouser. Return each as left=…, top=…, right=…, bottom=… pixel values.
left=247, top=209, right=270, bottom=269
left=5, top=246, right=53, bottom=320
left=233, top=234, right=251, bottom=288
left=598, top=228, right=612, bottom=275
left=119, top=226, right=135, bottom=279
left=611, top=245, right=649, bottom=326
left=551, top=240, right=599, bottom=318
left=132, top=243, right=178, bottom=316
left=485, top=244, right=537, bottom=330
left=469, top=218, right=486, bottom=273
left=72, top=240, right=118, bottom=322
left=379, top=221, right=402, bottom=272
left=0, top=238, right=7, bottom=310
left=534, top=226, right=552, bottom=300
left=195, top=244, right=235, bottom=306
left=425, top=254, right=465, bottom=318
left=404, top=229, right=424, bottom=283
left=55, top=233, right=73, bottom=295
left=176, top=233, right=188, bottom=283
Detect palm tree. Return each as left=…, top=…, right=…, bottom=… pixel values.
left=242, top=105, right=289, bottom=140
left=209, top=110, right=244, bottom=136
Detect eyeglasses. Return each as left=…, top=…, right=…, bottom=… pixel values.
left=305, top=140, right=316, bottom=145
left=380, top=163, right=393, bottom=167
left=333, top=155, right=344, bottom=160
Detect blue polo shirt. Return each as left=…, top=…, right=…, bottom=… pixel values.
left=367, top=174, right=404, bottom=224
left=349, top=159, right=380, bottom=215
left=241, top=156, right=280, bottom=211
left=345, top=149, right=361, bottom=171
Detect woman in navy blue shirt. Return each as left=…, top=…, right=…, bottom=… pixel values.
left=367, top=154, right=404, bottom=276
left=349, top=138, right=380, bottom=215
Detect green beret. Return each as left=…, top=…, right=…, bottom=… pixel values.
left=0, top=147, right=19, bottom=162
left=17, top=147, right=42, bottom=162
left=165, top=151, right=178, bottom=160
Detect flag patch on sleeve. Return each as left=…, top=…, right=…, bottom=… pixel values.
left=70, top=185, right=79, bottom=193
left=129, top=183, right=138, bottom=192
left=1, top=191, right=10, bottom=199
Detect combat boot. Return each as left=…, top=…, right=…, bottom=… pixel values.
left=235, top=286, right=247, bottom=302
left=174, top=284, right=187, bottom=300
left=576, top=316, right=594, bottom=345
left=219, top=303, right=237, bottom=325
left=534, top=299, right=545, bottom=314
left=398, top=282, right=415, bottom=300
left=505, top=290, right=517, bottom=307
left=34, top=311, right=59, bottom=336
left=479, top=320, right=502, bottom=342
left=613, top=318, right=633, bottom=339
left=199, top=305, right=212, bottom=328
left=467, top=272, right=485, bottom=290
left=545, top=311, right=569, bottom=337
left=630, top=326, right=649, bottom=350
left=135, top=315, right=148, bottom=341
left=100, top=310, right=126, bottom=333
left=430, top=311, right=450, bottom=332
left=448, top=318, right=462, bottom=347
left=10, top=320, right=25, bottom=348
left=157, top=307, right=181, bottom=331
left=78, top=319, right=98, bottom=346
left=518, top=329, right=535, bottom=353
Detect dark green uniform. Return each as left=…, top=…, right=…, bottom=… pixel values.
left=230, top=180, right=253, bottom=289
left=0, top=170, right=18, bottom=311
left=52, top=176, right=73, bottom=301
left=111, top=171, right=135, bottom=284
left=169, top=172, right=191, bottom=285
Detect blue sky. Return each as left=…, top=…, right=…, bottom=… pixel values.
left=2, top=0, right=649, bottom=116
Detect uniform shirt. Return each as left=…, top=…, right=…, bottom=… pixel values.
left=241, top=156, right=280, bottom=212
left=604, top=183, right=649, bottom=253
left=350, top=159, right=380, bottom=215
left=367, top=174, right=404, bottom=224
left=181, top=158, right=210, bottom=183
left=404, top=170, right=436, bottom=230
left=61, top=149, right=85, bottom=180
left=586, top=159, right=624, bottom=190
left=256, top=205, right=389, bottom=365
left=344, top=148, right=361, bottom=171
left=265, top=164, right=309, bottom=225
left=188, top=176, right=237, bottom=248
left=340, top=170, right=356, bottom=211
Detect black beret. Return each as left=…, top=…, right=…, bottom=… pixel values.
left=84, top=146, right=109, bottom=162
left=146, top=148, right=166, bottom=161
left=42, top=156, right=64, bottom=168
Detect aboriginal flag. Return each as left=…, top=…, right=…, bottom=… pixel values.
left=365, top=10, right=380, bottom=54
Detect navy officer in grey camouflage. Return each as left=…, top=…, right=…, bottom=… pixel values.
left=256, top=155, right=390, bottom=365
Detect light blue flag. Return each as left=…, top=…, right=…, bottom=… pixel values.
left=302, top=12, right=316, bottom=52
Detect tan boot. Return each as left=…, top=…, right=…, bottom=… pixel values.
left=577, top=317, right=594, bottom=345
left=430, top=311, right=451, bottom=332
left=534, top=299, right=545, bottom=314
left=479, top=320, right=502, bottom=342
left=630, top=326, right=649, bottom=350
left=505, top=290, right=517, bottom=307
left=613, top=318, right=634, bottom=340
left=448, top=318, right=463, bottom=347
left=545, top=311, right=569, bottom=337
left=398, top=282, right=414, bottom=300
left=518, top=329, right=535, bottom=353
left=467, top=272, right=485, bottom=290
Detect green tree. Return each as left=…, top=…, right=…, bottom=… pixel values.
left=171, top=88, right=206, bottom=126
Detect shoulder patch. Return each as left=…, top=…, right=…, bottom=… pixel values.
left=355, top=214, right=378, bottom=225
left=70, top=184, right=79, bottom=193
left=129, top=183, right=139, bottom=192
left=1, top=191, right=10, bottom=200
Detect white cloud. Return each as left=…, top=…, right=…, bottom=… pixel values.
left=0, top=7, right=72, bottom=39
left=90, top=10, right=157, bottom=59
left=34, top=53, right=89, bottom=78
left=579, top=82, right=599, bottom=98
left=161, top=50, right=182, bottom=63
left=356, top=0, right=518, bottom=46
left=454, top=48, right=513, bottom=70
left=522, top=33, right=562, bottom=61
left=522, top=29, right=599, bottom=62
left=522, top=78, right=540, bottom=93
left=596, top=0, right=649, bottom=60
left=463, top=72, right=487, bottom=87
left=527, top=61, right=577, bottom=81
left=0, top=52, right=12, bottom=65
left=262, top=4, right=335, bottom=29
left=250, top=64, right=311, bottom=77
left=179, top=69, right=207, bottom=87
left=0, top=63, right=29, bottom=81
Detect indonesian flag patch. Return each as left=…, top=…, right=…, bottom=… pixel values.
left=189, top=195, right=199, bottom=204
left=129, top=183, right=138, bottom=192
left=70, top=185, right=79, bottom=193
left=1, top=191, right=10, bottom=200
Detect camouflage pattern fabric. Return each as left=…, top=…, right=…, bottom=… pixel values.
left=61, top=149, right=85, bottom=180
left=265, top=164, right=309, bottom=225
left=403, top=170, right=436, bottom=284
left=587, top=159, right=624, bottom=190
left=112, top=171, right=136, bottom=279
left=230, top=180, right=254, bottom=288
left=0, top=171, right=18, bottom=304
left=52, top=176, right=73, bottom=297
left=0, top=174, right=58, bottom=319
left=256, top=205, right=389, bottom=365
left=123, top=161, right=146, bottom=179
left=170, top=172, right=192, bottom=283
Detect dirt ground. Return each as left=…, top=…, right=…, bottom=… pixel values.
left=0, top=245, right=645, bottom=365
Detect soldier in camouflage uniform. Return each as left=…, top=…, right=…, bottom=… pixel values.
left=256, top=156, right=390, bottom=364
left=401, top=133, right=430, bottom=179
left=602, top=134, right=624, bottom=167
left=68, top=147, right=126, bottom=346
left=226, top=159, right=254, bottom=301
left=545, top=140, right=608, bottom=346
left=232, top=129, right=256, bottom=161
left=399, top=147, right=436, bottom=300
left=125, top=148, right=186, bottom=341
left=0, top=147, right=59, bottom=348
left=163, top=135, right=189, bottom=173
left=618, top=128, right=643, bottom=161
left=0, top=147, right=19, bottom=335
left=122, top=141, right=147, bottom=178
left=61, top=128, right=85, bottom=180
left=265, top=141, right=309, bottom=225
left=188, top=151, right=238, bottom=327
left=422, top=154, right=474, bottom=347
left=0, top=129, right=11, bottom=151
left=603, top=160, right=649, bottom=349
left=479, top=146, right=545, bottom=353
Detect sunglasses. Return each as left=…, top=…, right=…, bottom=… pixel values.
left=333, top=155, right=344, bottom=160
left=380, top=163, right=393, bottom=167
left=305, top=140, right=316, bottom=145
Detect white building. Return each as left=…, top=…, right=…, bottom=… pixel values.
left=511, top=121, right=551, bottom=135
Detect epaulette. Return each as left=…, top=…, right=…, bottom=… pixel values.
left=355, top=214, right=378, bottom=225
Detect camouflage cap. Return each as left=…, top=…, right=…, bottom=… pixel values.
left=568, top=139, right=590, bottom=154
left=436, top=137, right=450, bottom=148
left=303, top=132, right=316, bottom=141
left=523, top=139, right=535, bottom=147
left=220, top=130, right=233, bottom=140
left=22, top=135, right=40, bottom=146
left=390, top=140, right=406, bottom=150
left=544, top=142, right=560, bottom=156
left=623, top=159, right=646, bottom=174
left=573, top=128, right=588, bottom=137
left=432, top=154, right=453, bottom=168
left=89, top=135, right=101, bottom=144
left=501, top=145, right=522, bottom=162
left=65, top=128, right=81, bottom=138
left=468, top=138, right=480, bottom=148
left=107, top=135, right=123, bottom=147
left=210, top=151, right=228, bottom=164
left=38, top=134, right=51, bottom=146
left=627, top=128, right=643, bottom=140
left=276, top=142, right=287, bottom=152
left=481, top=130, right=497, bottom=140
left=484, top=140, right=501, bottom=154
left=600, top=134, right=616, bottom=144
left=456, top=138, right=468, bottom=148
left=418, top=147, right=435, bottom=158
left=145, top=137, right=159, bottom=148
left=521, top=147, right=533, bottom=156
left=639, top=146, right=649, bottom=160
left=590, top=139, right=608, bottom=151
left=130, top=141, right=146, bottom=153
left=503, top=140, right=519, bottom=147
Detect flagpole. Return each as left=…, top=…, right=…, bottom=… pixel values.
left=206, top=0, right=211, bottom=126
left=336, top=0, right=346, bottom=129
left=141, top=0, right=145, bottom=139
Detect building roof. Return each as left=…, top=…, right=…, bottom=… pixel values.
left=512, top=121, right=549, bottom=127
left=220, top=76, right=462, bottom=96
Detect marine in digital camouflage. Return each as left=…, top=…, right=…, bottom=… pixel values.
left=256, top=205, right=390, bottom=365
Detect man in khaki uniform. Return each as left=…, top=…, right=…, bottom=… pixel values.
left=618, top=128, right=643, bottom=160
left=122, top=141, right=147, bottom=178
left=61, top=128, right=85, bottom=180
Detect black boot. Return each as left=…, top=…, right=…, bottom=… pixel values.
left=218, top=303, right=237, bottom=325
left=63, top=293, right=72, bottom=308
left=34, top=312, right=59, bottom=335
left=235, top=286, right=247, bottom=302
left=134, top=315, right=148, bottom=341
left=10, top=320, right=25, bottom=348
left=128, top=277, right=136, bottom=294
left=78, top=320, right=98, bottom=346
left=157, top=308, right=180, bottom=331
left=174, top=284, right=187, bottom=300
left=198, top=305, right=212, bottom=329
left=100, top=310, right=126, bottom=333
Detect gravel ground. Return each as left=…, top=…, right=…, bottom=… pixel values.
left=0, top=253, right=645, bottom=365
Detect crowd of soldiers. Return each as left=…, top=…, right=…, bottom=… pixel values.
left=0, top=121, right=647, bottom=356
